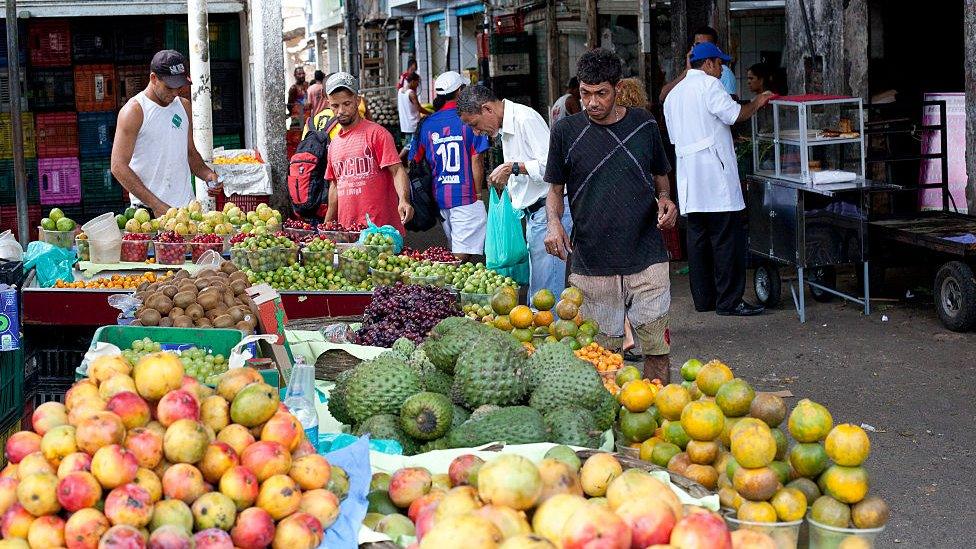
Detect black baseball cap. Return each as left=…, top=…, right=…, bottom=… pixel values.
left=151, top=50, right=191, bottom=88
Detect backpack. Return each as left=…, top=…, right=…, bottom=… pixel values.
left=404, top=122, right=441, bottom=232
left=287, top=117, right=341, bottom=221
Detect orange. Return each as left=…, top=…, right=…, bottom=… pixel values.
left=554, top=300, right=579, bottom=320
left=618, top=380, right=656, bottom=413
left=490, top=290, right=517, bottom=315
left=638, top=437, right=662, bottom=462
left=730, top=422, right=776, bottom=468
left=560, top=286, right=584, bottom=306
left=683, top=464, right=718, bottom=490
left=737, top=500, right=777, bottom=523
left=810, top=495, right=851, bottom=528
left=851, top=496, right=889, bottom=529
left=824, top=424, right=871, bottom=466
left=533, top=310, right=554, bottom=327
left=749, top=393, right=787, bottom=427
left=715, top=378, right=755, bottom=418
left=509, top=305, right=534, bottom=329
left=530, top=289, right=556, bottom=311
left=695, top=360, right=734, bottom=396
left=679, top=400, right=725, bottom=442
left=686, top=440, right=720, bottom=465
left=789, top=442, right=829, bottom=478
left=732, top=466, right=779, bottom=502
left=770, top=487, right=807, bottom=521
left=619, top=409, right=657, bottom=443
left=820, top=465, right=869, bottom=504
left=493, top=315, right=513, bottom=331
left=788, top=399, right=833, bottom=443
left=654, top=384, right=691, bottom=421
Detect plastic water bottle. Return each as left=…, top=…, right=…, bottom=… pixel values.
left=283, top=357, right=319, bottom=450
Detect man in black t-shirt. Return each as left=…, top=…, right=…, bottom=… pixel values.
left=544, top=48, right=678, bottom=383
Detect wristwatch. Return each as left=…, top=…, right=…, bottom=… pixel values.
left=511, top=162, right=520, bottom=176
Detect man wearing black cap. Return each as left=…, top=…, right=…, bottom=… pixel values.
left=111, top=50, right=219, bottom=216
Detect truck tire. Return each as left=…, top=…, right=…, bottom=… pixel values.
left=934, top=261, right=976, bottom=332
left=808, top=266, right=836, bottom=303
left=754, top=263, right=782, bottom=308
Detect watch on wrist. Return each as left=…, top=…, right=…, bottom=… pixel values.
left=657, top=192, right=670, bottom=200
left=511, top=162, right=520, bottom=176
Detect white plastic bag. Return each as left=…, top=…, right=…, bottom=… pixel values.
left=0, top=230, right=23, bottom=261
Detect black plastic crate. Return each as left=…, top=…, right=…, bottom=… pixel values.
left=0, top=413, right=21, bottom=468
left=21, top=379, right=72, bottom=431
left=82, top=198, right=125, bottom=220
left=72, top=20, right=116, bottom=63
left=115, top=19, right=162, bottom=63
left=0, top=260, right=26, bottom=288
left=24, top=348, right=85, bottom=385
left=0, top=348, right=25, bottom=430
left=27, top=68, right=75, bottom=112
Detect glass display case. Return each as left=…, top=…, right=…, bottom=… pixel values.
left=751, top=96, right=866, bottom=185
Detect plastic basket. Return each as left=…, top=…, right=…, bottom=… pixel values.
left=0, top=260, right=26, bottom=287
left=807, top=517, right=884, bottom=549
left=71, top=20, right=116, bottom=63
left=0, top=159, right=40, bottom=203
left=114, top=19, right=163, bottom=64
left=21, top=379, right=72, bottom=428
left=28, top=68, right=75, bottom=111
left=216, top=193, right=269, bottom=212
left=0, top=22, right=27, bottom=69
left=82, top=198, right=125, bottom=220
left=74, top=65, right=117, bottom=112
left=724, top=513, right=803, bottom=549
left=338, top=255, right=370, bottom=284
left=0, top=204, right=41, bottom=241
left=117, top=65, right=150, bottom=106
left=78, top=111, right=116, bottom=158
left=35, top=112, right=79, bottom=158
left=87, top=325, right=245, bottom=362
left=211, top=61, right=244, bottom=133
left=28, top=20, right=72, bottom=67
left=80, top=158, right=118, bottom=201
left=38, top=157, right=81, bottom=205
left=0, top=349, right=25, bottom=432
left=0, top=113, right=36, bottom=160
left=0, top=71, right=28, bottom=112
left=210, top=19, right=242, bottom=61
left=163, top=19, right=190, bottom=57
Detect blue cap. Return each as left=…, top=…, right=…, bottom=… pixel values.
left=690, top=42, right=732, bottom=63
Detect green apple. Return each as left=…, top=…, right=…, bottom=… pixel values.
left=40, top=217, right=55, bottom=231
left=133, top=208, right=151, bottom=224
left=49, top=208, right=64, bottom=222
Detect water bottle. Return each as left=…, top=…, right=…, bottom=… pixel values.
left=283, top=357, right=319, bottom=450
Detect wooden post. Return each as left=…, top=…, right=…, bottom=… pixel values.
left=669, top=0, right=728, bottom=79
left=586, top=0, right=599, bottom=49
left=784, top=0, right=867, bottom=97
left=546, top=0, right=560, bottom=106
left=967, top=0, right=976, bottom=213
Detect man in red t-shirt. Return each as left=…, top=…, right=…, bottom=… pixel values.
left=324, top=73, right=414, bottom=234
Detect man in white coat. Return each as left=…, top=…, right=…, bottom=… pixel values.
left=663, top=42, right=772, bottom=316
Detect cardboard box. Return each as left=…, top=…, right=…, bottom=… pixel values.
left=245, top=284, right=294, bottom=366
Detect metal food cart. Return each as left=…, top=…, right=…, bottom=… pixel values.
left=747, top=95, right=898, bottom=322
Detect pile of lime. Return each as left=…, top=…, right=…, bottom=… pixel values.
left=40, top=208, right=77, bottom=232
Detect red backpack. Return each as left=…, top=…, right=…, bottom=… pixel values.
left=287, top=117, right=341, bottom=220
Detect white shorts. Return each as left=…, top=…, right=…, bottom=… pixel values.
left=440, top=201, right=487, bottom=255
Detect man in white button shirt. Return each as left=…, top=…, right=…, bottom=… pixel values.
left=663, top=42, right=772, bottom=316
left=456, top=85, right=573, bottom=299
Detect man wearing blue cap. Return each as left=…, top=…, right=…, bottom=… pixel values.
left=663, top=41, right=772, bottom=317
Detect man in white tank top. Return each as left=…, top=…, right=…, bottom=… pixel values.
left=111, top=50, right=219, bottom=216
left=397, top=72, right=429, bottom=160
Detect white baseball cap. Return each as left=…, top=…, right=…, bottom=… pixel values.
left=434, top=71, right=467, bottom=95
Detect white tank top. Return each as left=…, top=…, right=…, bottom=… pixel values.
left=550, top=94, right=570, bottom=126
left=129, top=91, right=194, bottom=208
left=397, top=88, right=420, bottom=133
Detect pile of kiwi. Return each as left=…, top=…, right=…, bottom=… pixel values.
left=131, top=260, right=259, bottom=333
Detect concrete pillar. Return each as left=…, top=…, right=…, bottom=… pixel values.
left=546, top=1, right=559, bottom=106
left=784, top=0, right=867, bottom=97
left=248, top=0, right=288, bottom=211
left=327, top=28, right=341, bottom=73
left=966, top=0, right=976, bottom=212
left=414, top=16, right=430, bottom=102
left=445, top=7, right=458, bottom=71
left=188, top=0, right=213, bottom=207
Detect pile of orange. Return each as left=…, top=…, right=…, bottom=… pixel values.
left=575, top=342, right=623, bottom=373
left=54, top=271, right=171, bottom=290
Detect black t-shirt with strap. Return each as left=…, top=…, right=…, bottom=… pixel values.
left=545, top=107, right=671, bottom=276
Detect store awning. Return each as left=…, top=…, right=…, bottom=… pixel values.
left=4, top=0, right=245, bottom=17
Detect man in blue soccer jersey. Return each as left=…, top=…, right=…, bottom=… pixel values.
left=410, top=71, right=490, bottom=261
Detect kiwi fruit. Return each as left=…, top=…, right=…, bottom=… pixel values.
left=229, top=279, right=247, bottom=296
left=145, top=294, right=173, bottom=316
left=137, top=281, right=151, bottom=292
left=213, top=315, right=234, bottom=328
left=160, top=285, right=179, bottom=299
left=235, top=320, right=253, bottom=333
left=197, top=290, right=221, bottom=311
left=185, top=303, right=205, bottom=321
left=158, top=317, right=174, bottom=328
left=197, top=269, right=218, bottom=279
left=195, top=318, right=213, bottom=328
left=172, top=291, right=195, bottom=309
left=220, top=261, right=238, bottom=274
left=168, top=307, right=184, bottom=319
left=138, top=309, right=161, bottom=326
left=227, top=307, right=244, bottom=323
left=195, top=278, right=212, bottom=291
left=173, top=315, right=194, bottom=328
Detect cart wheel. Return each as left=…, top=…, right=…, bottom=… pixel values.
left=754, top=263, right=782, bottom=308
left=855, top=263, right=886, bottom=294
left=934, top=261, right=976, bottom=332
left=807, top=266, right=836, bottom=303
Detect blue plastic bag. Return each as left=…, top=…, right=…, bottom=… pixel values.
left=485, top=188, right=529, bottom=285
left=23, top=241, right=76, bottom=288
left=357, top=215, right=404, bottom=254
left=321, top=435, right=371, bottom=549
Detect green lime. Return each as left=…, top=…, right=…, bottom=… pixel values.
left=48, top=208, right=64, bottom=222
left=56, top=218, right=75, bottom=232
left=115, top=214, right=127, bottom=229
left=40, top=217, right=55, bottom=231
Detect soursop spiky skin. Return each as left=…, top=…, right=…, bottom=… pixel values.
left=417, top=438, right=451, bottom=454
left=425, top=318, right=489, bottom=373
left=545, top=406, right=602, bottom=448
left=446, top=406, right=549, bottom=448
left=344, top=355, right=422, bottom=424
left=525, top=343, right=578, bottom=390
left=354, top=414, right=419, bottom=455
left=419, top=370, right=453, bottom=395
left=452, top=332, right=528, bottom=408
left=450, top=405, right=470, bottom=431
left=429, top=316, right=470, bottom=338
left=592, top=388, right=619, bottom=431
left=529, top=357, right=606, bottom=412
left=327, top=369, right=355, bottom=425
left=392, top=337, right=416, bottom=357
left=400, top=392, right=454, bottom=440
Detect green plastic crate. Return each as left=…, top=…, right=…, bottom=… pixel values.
left=164, top=18, right=240, bottom=61
left=213, top=133, right=243, bottom=149
left=0, top=416, right=22, bottom=468
left=0, top=348, right=24, bottom=428
left=0, top=159, right=39, bottom=203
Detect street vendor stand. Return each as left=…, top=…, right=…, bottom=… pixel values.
left=746, top=95, right=899, bottom=322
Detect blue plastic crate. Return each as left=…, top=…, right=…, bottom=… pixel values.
left=78, top=111, right=116, bottom=158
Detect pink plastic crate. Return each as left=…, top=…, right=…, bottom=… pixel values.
left=37, top=157, right=81, bottom=205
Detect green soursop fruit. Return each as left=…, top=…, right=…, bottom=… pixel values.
left=425, top=318, right=489, bottom=373
left=418, top=438, right=451, bottom=454
left=450, top=405, right=470, bottom=431
left=327, top=369, right=355, bottom=425
left=446, top=406, right=548, bottom=448
left=400, top=392, right=454, bottom=440
left=545, top=406, right=602, bottom=448
left=407, top=345, right=436, bottom=372
left=418, top=369, right=453, bottom=395
left=344, top=355, right=422, bottom=424
left=452, top=332, right=528, bottom=408
left=592, top=388, right=619, bottom=431
left=392, top=337, right=417, bottom=357
left=525, top=343, right=578, bottom=390
left=354, top=415, right=420, bottom=455
left=469, top=405, right=500, bottom=421
left=529, top=358, right=606, bottom=412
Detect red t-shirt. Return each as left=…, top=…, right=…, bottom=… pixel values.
left=325, top=119, right=405, bottom=235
